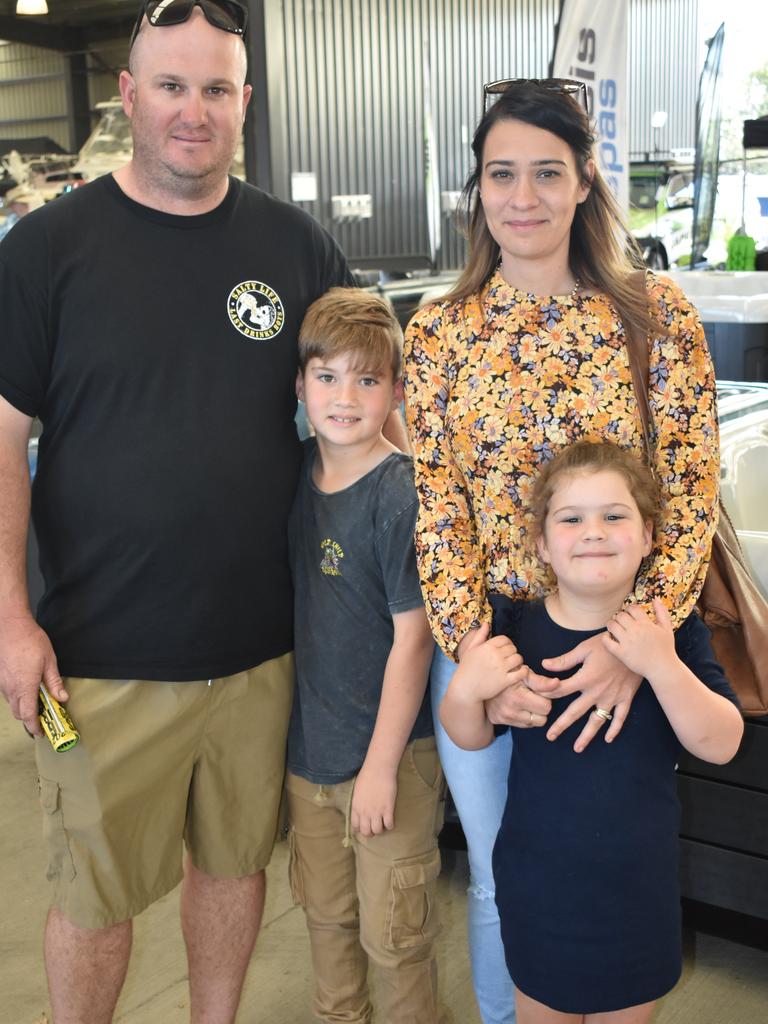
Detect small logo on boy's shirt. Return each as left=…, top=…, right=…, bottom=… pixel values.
left=320, top=539, right=344, bottom=576
left=227, top=280, right=285, bottom=339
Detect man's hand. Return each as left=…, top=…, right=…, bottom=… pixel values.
left=351, top=762, right=397, bottom=837
left=541, top=633, right=642, bottom=751
left=0, top=615, right=66, bottom=736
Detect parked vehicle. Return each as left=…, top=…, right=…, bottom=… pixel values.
left=629, top=154, right=695, bottom=270
left=628, top=154, right=768, bottom=271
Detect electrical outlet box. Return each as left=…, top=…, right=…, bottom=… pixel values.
left=331, top=194, right=373, bottom=221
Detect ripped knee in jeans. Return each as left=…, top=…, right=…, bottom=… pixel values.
left=468, top=880, right=496, bottom=902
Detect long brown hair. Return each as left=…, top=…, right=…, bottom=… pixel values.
left=441, top=81, right=660, bottom=339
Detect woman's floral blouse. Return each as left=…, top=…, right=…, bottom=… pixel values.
left=403, top=270, right=719, bottom=658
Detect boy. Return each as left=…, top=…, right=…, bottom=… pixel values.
left=287, top=287, right=443, bottom=1024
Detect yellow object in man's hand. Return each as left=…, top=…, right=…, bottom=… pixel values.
left=38, top=683, right=79, bottom=752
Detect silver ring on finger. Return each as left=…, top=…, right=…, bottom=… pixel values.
left=528, top=709, right=534, bottom=726
left=593, top=706, right=613, bottom=722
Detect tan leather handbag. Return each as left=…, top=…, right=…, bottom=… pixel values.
left=625, top=270, right=768, bottom=717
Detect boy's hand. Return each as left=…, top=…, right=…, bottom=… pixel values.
left=351, top=762, right=397, bottom=837
left=454, top=623, right=527, bottom=701
left=603, top=599, right=678, bottom=680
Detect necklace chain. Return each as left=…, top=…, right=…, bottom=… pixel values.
left=511, top=277, right=582, bottom=301
left=495, top=261, right=581, bottom=300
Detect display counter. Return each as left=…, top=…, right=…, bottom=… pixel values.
left=664, top=270, right=768, bottom=381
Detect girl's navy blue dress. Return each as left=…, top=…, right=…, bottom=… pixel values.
left=490, top=598, right=738, bottom=1014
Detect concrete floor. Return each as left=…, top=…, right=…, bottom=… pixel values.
left=2, top=712, right=767, bottom=1024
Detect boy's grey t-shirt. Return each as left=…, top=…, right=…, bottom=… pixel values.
left=287, top=437, right=433, bottom=785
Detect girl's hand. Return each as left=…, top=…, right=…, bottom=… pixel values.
left=351, top=762, right=397, bottom=837
left=458, top=624, right=557, bottom=727
left=603, top=599, right=678, bottom=679
left=456, top=623, right=489, bottom=661
left=454, top=623, right=528, bottom=702
left=541, top=634, right=642, bottom=751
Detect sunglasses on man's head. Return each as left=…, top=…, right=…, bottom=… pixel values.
left=130, top=0, right=248, bottom=50
left=483, top=78, right=589, bottom=114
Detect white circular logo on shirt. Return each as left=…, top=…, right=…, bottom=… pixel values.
left=227, top=280, right=285, bottom=340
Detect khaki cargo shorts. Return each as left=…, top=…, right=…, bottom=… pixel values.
left=35, top=653, right=294, bottom=929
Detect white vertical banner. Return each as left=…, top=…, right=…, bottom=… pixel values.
left=423, top=47, right=442, bottom=268
left=551, top=0, right=629, bottom=213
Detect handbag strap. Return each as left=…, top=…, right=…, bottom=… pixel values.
left=624, top=274, right=747, bottom=555
left=623, top=269, right=656, bottom=465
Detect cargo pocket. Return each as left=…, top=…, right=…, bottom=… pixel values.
left=385, top=846, right=441, bottom=951
left=38, top=777, right=75, bottom=883
left=287, top=828, right=306, bottom=908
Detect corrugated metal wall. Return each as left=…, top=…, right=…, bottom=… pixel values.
left=0, top=41, right=70, bottom=151
left=0, top=0, right=702, bottom=261
left=268, top=0, right=702, bottom=269
left=0, top=38, right=123, bottom=157
left=629, top=0, right=700, bottom=160
left=86, top=41, right=126, bottom=108
left=272, top=0, right=560, bottom=269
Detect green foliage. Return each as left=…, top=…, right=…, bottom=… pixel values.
left=749, top=66, right=768, bottom=110
left=747, top=66, right=768, bottom=115
left=720, top=60, right=768, bottom=161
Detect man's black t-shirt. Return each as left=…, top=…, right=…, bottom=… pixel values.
left=0, top=175, right=351, bottom=680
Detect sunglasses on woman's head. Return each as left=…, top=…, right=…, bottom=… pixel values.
left=483, top=78, right=589, bottom=114
left=129, top=0, right=248, bottom=50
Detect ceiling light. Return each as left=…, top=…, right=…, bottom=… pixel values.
left=16, top=0, right=49, bottom=14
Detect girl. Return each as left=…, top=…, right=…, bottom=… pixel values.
left=441, top=440, right=743, bottom=1024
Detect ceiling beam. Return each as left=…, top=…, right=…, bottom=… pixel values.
left=0, top=16, right=133, bottom=52
left=0, top=15, right=84, bottom=50
left=82, top=16, right=134, bottom=47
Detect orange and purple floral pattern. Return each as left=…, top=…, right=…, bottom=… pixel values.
left=403, top=270, right=719, bottom=658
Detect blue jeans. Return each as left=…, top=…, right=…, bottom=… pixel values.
left=431, top=646, right=516, bottom=1024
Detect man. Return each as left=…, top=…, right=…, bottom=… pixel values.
left=0, top=2, right=353, bottom=1021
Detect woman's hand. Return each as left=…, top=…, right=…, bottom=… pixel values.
left=540, top=634, right=642, bottom=751
left=484, top=680, right=555, bottom=730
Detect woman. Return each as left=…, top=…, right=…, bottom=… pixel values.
left=402, top=80, right=718, bottom=1024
